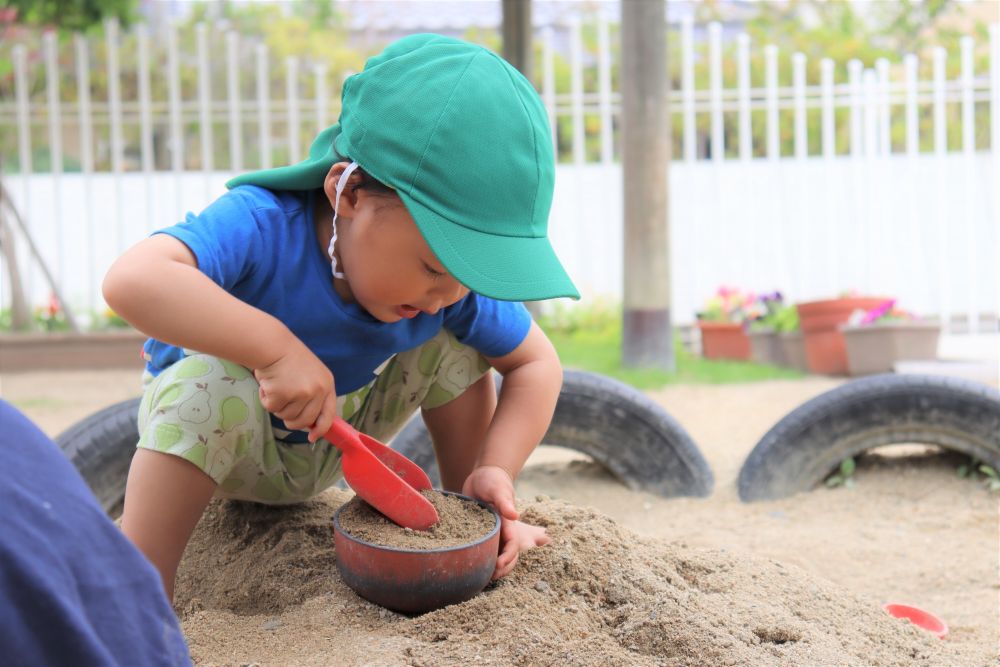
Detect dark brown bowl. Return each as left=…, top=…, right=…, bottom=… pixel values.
left=332, top=491, right=500, bottom=614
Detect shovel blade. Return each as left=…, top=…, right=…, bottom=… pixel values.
left=357, top=432, right=434, bottom=491
left=324, top=419, right=438, bottom=530
left=341, top=453, right=439, bottom=530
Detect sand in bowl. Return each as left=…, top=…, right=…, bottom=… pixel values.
left=338, top=490, right=495, bottom=549
left=175, top=490, right=973, bottom=666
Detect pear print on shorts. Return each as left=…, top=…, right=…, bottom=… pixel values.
left=439, top=357, right=473, bottom=394
left=179, top=383, right=212, bottom=424
left=174, top=356, right=213, bottom=379
left=214, top=396, right=249, bottom=435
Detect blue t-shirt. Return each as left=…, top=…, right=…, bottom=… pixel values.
left=143, top=185, right=531, bottom=396
left=0, top=401, right=192, bottom=667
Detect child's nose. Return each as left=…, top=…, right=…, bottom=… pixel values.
left=424, top=279, right=468, bottom=314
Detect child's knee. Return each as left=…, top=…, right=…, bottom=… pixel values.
left=137, top=355, right=262, bottom=484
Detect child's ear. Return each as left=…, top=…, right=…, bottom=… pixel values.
left=322, top=162, right=362, bottom=215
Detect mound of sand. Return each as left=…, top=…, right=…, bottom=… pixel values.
left=175, top=490, right=963, bottom=666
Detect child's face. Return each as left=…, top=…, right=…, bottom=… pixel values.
left=323, top=168, right=470, bottom=323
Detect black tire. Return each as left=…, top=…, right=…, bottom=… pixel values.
left=391, top=369, right=714, bottom=498
left=55, top=397, right=141, bottom=513
left=738, top=374, right=1000, bottom=502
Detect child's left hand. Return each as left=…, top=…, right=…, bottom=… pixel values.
left=462, top=465, right=552, bottom=580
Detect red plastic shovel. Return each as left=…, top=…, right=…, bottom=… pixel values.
left=324, top=417, right=439, bottom=530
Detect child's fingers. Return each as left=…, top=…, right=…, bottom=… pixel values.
left=496, top=491, right=519, bottom=521
left=308, top=394, right=339, bottom=443
left=492, top=541, right=518, bottom=580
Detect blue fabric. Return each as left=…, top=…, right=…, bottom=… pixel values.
left=0, top=401, right=192, bottom=667
left=143, top=185, right=531, bottom=394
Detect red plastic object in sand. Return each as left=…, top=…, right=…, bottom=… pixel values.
left=882, top=603, right=949, bottom=639
left=324, top=418, right=439, bottom=531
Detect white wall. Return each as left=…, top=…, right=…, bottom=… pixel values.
left=3, top=151, right=996, bottom=327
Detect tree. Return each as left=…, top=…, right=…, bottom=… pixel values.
left=0, top=0, right=137, bottom=31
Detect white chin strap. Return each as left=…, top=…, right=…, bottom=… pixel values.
left=328, top=161, right=360, bottom=279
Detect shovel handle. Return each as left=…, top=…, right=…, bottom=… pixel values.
left=323, top=417, right=364, bottom=455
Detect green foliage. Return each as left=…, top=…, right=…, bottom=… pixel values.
left=771, top=305, right=801, bottom=333
left=825, top=456, right=857, bottom=488
left=0, top=306, right=132, bottom=332
left=957, top=456, right=1000, bottom=492
left=537, top=302, right=803, bottom=390
left=0, top=0, right=137, bottom=31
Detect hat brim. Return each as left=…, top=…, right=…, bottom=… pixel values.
left=399, top=190, right=580, bottom=302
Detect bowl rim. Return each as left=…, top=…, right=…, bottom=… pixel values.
left=332, top=489, right=501, bottom=554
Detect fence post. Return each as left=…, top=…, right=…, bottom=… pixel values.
left=167, top=21, right=184, bottom=221
left=44, top=32, right=64, bottom=290
left=74, top=34, right=97, bottom=311
left=137, top=24, right=155, bottom=234
left=709, top=21, right=723, bottom=161
left=793, top=52, right=807, bottom=160
left=876, top=58, right=890, bottom=156
left=904, top=54, right=918, bottom=156
left=765, top=44, right=778, bottom=160
left=737, top=33, right=751, bottom=161
left=848, top=59, right=862, bottom=157
left=569, top=17, right=585, bottom=165
left=541, top=26, right=557, bottom=156
left=196, top=23, right=213, bottom=200
left=932, top=46, right=950, bottom=328
left=314, top=63, right=328, bottom=133
left=933, top=47, right=947, bottom=155
left=287, top=56, right=301, bottom=164
left=106, top=18, right=125, bottom=252
left=960, top=36, right=978, bottom=332
left=256, top=43, right=272, bottom=170
left=681, top=15, right=695, bottom=162
left=227, top=31, right=243, bottom=173
left=597, top=15, right=613, bottom=164
left=820, top=58, right=834, bottom=158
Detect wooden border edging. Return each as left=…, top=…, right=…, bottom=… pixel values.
left=0, top=331, right=147, bottom=372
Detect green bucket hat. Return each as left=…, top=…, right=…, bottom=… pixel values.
left=226, top=33, right=579, bottom=302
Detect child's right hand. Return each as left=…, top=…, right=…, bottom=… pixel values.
left=253, top=339, right=339, bottom=443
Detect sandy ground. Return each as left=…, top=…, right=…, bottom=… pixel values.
left=2, top=369, right=998, bottom=665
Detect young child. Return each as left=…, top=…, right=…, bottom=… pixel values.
left=103, top=33, right=579, bottom=601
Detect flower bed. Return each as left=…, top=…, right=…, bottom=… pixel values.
left=0, top=330, right=146, bottom=372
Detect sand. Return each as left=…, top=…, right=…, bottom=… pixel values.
left=173, top=489, right=975, bottom=666
left=4, top=369, right=999, bottom=666
left=337, top=490, right=496, bottom=549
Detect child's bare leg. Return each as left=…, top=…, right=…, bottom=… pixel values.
left=421, top=372, right=496, bottom=491
left=120, top=449, right=217, bottom=601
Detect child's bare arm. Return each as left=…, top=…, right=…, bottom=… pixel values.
left=103, top=235, right=338, bottom=440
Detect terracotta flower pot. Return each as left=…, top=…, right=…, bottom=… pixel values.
left=796, top=297, right=888, bottom=375
left=841, top=322, right=942, bottom=376
left=697, top=321, right=751, bottom=361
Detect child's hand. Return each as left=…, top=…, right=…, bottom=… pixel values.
left=462, top=465, right=551, bottom=580
left=253, top=340, right=339, bottom=443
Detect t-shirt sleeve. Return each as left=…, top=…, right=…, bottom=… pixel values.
left=153, top=186, right=273, bottom=290
left=442, top=293, right=532, bottom=358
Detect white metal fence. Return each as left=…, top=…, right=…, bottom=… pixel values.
left=1, top=18, right=998, bottom=329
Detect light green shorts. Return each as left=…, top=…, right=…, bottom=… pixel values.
left=136, top=330, right=491, bottom=504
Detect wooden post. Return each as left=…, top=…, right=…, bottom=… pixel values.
left=502, top=0, right=543, bottom=319
left=621, top=0, right=673, bottom=370
left=501, top=0, right=533, bottom=78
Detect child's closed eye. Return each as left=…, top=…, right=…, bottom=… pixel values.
left=423, top=262, right=445, bottom=280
